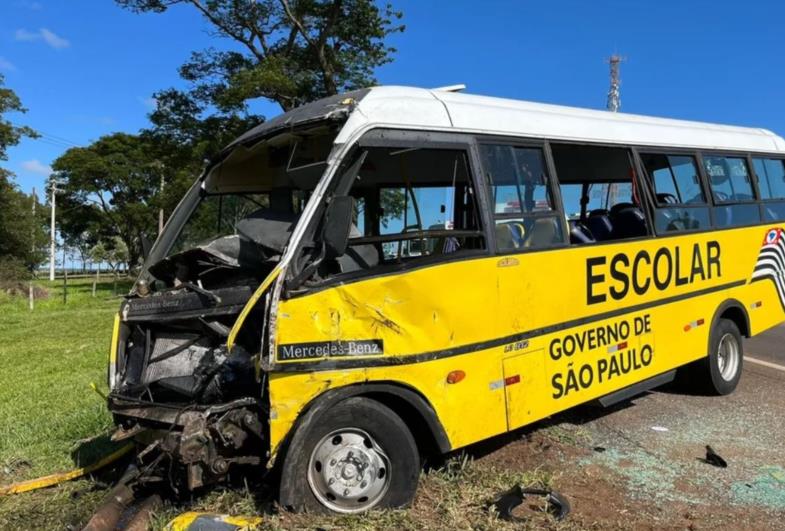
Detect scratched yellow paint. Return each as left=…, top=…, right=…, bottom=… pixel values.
left=264, top=224, right=785, bottom=459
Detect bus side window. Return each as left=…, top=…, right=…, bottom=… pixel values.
left=640, top=153, right=711, bottom=234
left=702, top=155, right=761, bottom=228
left=479, top=144, right=565, bottom=252
left=331, top=146, right=485, bottom=275
left=550, top=143, right=648, bottom=244
left=753, top=158, right=785, bottom=221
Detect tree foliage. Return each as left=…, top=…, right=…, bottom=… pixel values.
left=111, top=0, right=404, bottom=256
left=52, top=133, right=163, bottom=269
left=0, top=74, right=44, bottom=279
left=0, top=177, right=46, bottom=278
left=117, top=0, right=404, bottom=112
left=0, top=74, right=38, bottom=162
left=90, top=237, right=129, bottom=273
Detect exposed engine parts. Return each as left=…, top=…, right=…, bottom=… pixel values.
left=109, top=398, right=266, bottom=493
left=109, top=239, right=271, bottom=496
left=161, top=403, right=265, bottom=490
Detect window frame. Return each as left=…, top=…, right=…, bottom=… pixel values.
left=694, top=151, right=764, bottom=229
left=697, top=152, right=759, bottom=205
left=286, top=128, right=495, bottom=295
left=546, top=140, right=655, bottom=245
left=636, top=147, right=714, bottom=235
left=750, top=156, right=785, bottom=200
left=748, top=156, right=785, bottom=222
left=474, top=136, right=570, bottom=255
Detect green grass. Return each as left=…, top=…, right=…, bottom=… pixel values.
left=0, top=278, right=564, bottom=530
left=0, top=277, right=132, bottom=529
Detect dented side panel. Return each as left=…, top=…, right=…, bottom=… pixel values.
left=267, top=226, right=785, bottom=458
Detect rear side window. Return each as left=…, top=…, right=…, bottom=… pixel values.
left=754, top=158, right=785, bottom=221
left=640, top=153, right=710, bottom=233
left=754, top=158, right=785, bottom=199
left=480, top=144, right=564, bottom=251
left=703, top=156, right=755, bottom=202
left=702, top=155, right=760, bottom=227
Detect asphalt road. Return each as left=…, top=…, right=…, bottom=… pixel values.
left=475, top=324, right=785, bottom=529
left=747, top=323, right=785, bottom=368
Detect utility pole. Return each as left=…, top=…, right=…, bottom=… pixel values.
left=606, top=54, right=625, bottom=113
left=606, top=54, right=626, bottom=209
left=49, top=180, right=57, bottom=281
left=158, top=171, right=165, bottom=235
left=30, top=187, right=36, bottom=311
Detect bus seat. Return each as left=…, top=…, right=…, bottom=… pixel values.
left=610, top=205, right=647, bottom=239
left=495, top=223, right=518, bottom=250
left=656, top=193, right=678, bottom=205
left=336, top=225, right=380, bottom=272
left=569, top=220, right=595, bottom=244
left=587, top=209, right=613, bottom=241
left=524, top=218, right=557, bottom=248
left=507, top=222, right=526, bottom=247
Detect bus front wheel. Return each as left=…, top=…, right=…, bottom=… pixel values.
left=703, top=318, right=744, bottom=395
left=279, top=396, right=420, bottom=514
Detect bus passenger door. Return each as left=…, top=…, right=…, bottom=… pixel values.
left=502, top=348, right=549, bottom=430
left=477, top=142, right=572, bottom=429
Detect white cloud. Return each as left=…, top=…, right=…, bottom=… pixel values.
left=40, top=28, right=69, bottom=49
left=21, top=159, right=53, bottom=176
left=15, top=28, right=70, bottom=49
left=0, top=57, right=16, bottom=71
left=15, top=28, right=38, bottom=42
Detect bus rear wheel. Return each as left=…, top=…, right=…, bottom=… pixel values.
left=703, top=318, right=744, bottom=395
left=279, top=397, right=420, bottom=514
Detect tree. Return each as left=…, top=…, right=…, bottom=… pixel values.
left=116, top=1, right=404, bottom=228
left=89, top=241, right=108, bottom=280
left=0, top=74, right=37, bottom=161
left=0, top=74, right=44, bottom=280
left=52, top=133, right=162, bottom=270
left=117, top=0, right=404, bottom=112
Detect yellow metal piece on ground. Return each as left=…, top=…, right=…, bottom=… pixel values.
left=166, top=512, right=263, bottom=531
left=0, top=443, right=134, bottom=495
left=89, top=382, right=108, bottom=400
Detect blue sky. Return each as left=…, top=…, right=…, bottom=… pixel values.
left=2, top=0, right=784, bottom=198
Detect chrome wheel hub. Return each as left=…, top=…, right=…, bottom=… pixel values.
left=717, top=332, right=740, bottom=381
left=307, top=428, right=391, bottom=513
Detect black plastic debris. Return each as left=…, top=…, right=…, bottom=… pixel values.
left=593, top=446, right=606, bottom=453
left=487, top=484, right=571, bottom=522
left=703, top=445, right=728, bottom=468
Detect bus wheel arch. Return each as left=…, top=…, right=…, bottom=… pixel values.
left=277, top=382, right=451, bottom=512
left=712, top=299, right=750, bottom=338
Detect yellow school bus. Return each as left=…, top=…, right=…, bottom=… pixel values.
left=107, top=86, right=785, bottom=513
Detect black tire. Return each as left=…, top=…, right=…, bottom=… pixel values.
left=701, top=318, right=744, bottom=395
left=279, top=396, right=420, bottom=514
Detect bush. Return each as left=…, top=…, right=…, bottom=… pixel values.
left=0, top=257, right=30, bottom=282
left=0, top=257, right=48, bottom=298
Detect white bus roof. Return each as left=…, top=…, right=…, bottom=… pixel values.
left=336, top=85, right=785, bottom=154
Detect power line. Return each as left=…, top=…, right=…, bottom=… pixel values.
left=39, top=131, right=81, bottom=146
left=37, top=133, right=82, bottom=148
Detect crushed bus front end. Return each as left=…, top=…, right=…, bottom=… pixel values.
left=105, top=91, right=366, bottom=491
